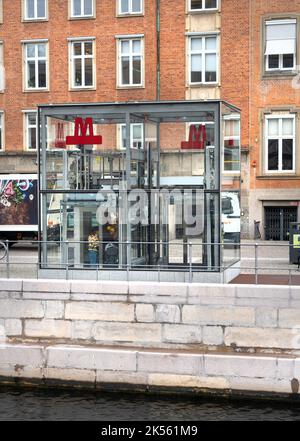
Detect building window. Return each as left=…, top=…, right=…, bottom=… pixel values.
left=118, top=38, right=143, bottom=87
left=0, top=0, right=3, bottom=23
left=24, top=42, right=48, bottom=90
left=189, top=0, right=218, bottom=11
left=118, top=0, right=143, bottom=15
left=265, top=19, right=297, bottom=72
left=25, top=112, right=38, bottom=151
left=265, top=115, right=295, bottom=173
left=70, top=0, right=94, bottom=18
left=0, top=113, right=3, bottom=151
left=223, top=118, right=240, bottom=172
left=119, top=123, right=144, bottom=149
left=24, top=0, right=47, bottom=20
left=70, top=40, right=95, bottom=88
left=189, top=35, right=218, bottom=84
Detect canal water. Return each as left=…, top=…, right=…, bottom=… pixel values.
left=0, top=386, right=299, bottom=421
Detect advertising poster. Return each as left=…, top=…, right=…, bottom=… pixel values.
left=0, top=176, right=38, bottom=228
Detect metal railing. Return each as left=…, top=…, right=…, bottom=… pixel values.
left=0, top=239, right=299, bottom=285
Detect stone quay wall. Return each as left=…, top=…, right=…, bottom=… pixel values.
left=0, top=279, right=300, bottom=399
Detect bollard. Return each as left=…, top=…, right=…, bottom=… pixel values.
left=255, top=243, right=258, bottom=285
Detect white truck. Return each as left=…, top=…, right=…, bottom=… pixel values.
left=0, top=174, right=38, bottom=245
left=222, top=192, right=241, bottom=244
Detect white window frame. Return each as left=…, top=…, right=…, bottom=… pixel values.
left=265, top=114, right=296, bottom=174
left=265, top=19, right=297, bottom=72
left=69, top=39, right=95, bottom=89
left=189, top=35, right=219, bottom=85
left=24, top=111, right=38, bottom=151
left=117, top=37, right=144, bottom=87
left=70, top=0, right=94, bottom=18
left=189, top=0, right=219, bottom=12
left=24, top=0, right=47, bottom=21
left=118, top=123, right=144, bottom=150
left=118, top=0, right=143, bottom=15
left=223, top=115, right=241, bottom=174
left=0, top=112, right=4, bottom=151
left=0, top=0, right=3, bottom=23
left=0, top=42, right=4, bottom=92
left=24, top=41, right=48, bottom=91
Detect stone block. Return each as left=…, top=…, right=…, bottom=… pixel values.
left=23, top=292, right=70, bottom=300
left=255, top=308, right=278, bottom=328
left=135, top=304, right=154, bottom=322
left=5, top=319, right=22, bottom=336
left=236, top=285, right=289, bottom=299
left=25, top=320, right=72, bottom=339
left=129, top=294, right=186, bottom=305
left=204, top=354, right=276, bottom=378
left=277, top=358, right=295, bottom=380
left=44, top=301, right=64, bottom=319
left=155, top=305, right=181, bottom=323
left=71, top=294, right=128, bottom=302
left=71, top=281, right=128, bottom=295
left=228, top=377, right=292, bottom=394
left=47, top=346, right=137, bottom=371
left=96, top=371, right=148, bottom=386
left=0, top=279, right=22, bottom=292
left=182, top=306, right=255, bottom=326
left=0, top=344, right=43, bottom=368
left=65, top=302, right=134, bottom=322
left=188, top=284, right=236, bottom=298
left=225, top=327, right=300, bottom=350
left=92, top=322, right=162, bottom=344
left=44, top=367, right=96, bottom=384
left=236, top=298, right=289, bottom=308
left=71, top=321, right=94, bottom=340
left=162, top=324, right=202, bottom=344
left=148, top=374, right=230, bottom=390
left=0, top=299, right=44, bottom=319
left=129, top=282, right=188, bottom=297
left=137, top=352, right=203, bottom=375
left=23, top=279, right=70, bottom=293
left=279, top=309, right=300, bottom=328
left=202, top=326, right=224, bottom=346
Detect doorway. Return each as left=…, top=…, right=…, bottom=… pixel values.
left=265, top=207, right=298, bottom=241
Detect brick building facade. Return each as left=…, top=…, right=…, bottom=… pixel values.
left=0, top=0, right=299, bottom=239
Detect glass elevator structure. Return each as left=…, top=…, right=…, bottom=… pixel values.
left=38, top=101, right=241, bottom=282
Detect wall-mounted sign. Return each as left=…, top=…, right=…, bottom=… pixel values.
left=54, top=123, right=66, bottom=148
left=66, top=118, right=102, bottom=146
left=181, top=124, right=206, bottom=150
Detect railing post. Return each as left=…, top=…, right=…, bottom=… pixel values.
left=5, top=240, right=9, bottom=279
left=255, top=243, right=258, bottom=285
left=188, top=242, right=192, bottom=284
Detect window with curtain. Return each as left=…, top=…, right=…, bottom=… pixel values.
left=265, top=19, right=297, bottom=72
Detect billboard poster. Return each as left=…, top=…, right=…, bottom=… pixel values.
left=0, top=176, right=38, bottom=227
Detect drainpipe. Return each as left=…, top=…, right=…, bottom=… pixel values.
left=156, top=0, right=160, bottom=101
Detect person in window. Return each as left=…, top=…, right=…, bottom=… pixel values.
left=88, top=228, right=99, bottom=268
left=104, top=224, right=119, bottom=266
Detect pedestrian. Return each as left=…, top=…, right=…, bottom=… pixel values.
left=88, top=228, right=99, bottom=268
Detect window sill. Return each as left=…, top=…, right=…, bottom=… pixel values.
left=116, top=13, right=144, bottom=18
left=187, top=9, right=219, bottom=15
left=187, top=83, right=220, bottom=88
left=22, top=18, right=48, bottom=23
left=69, top=16, right=96, bottom=21
left=256, top=174, right=300, bottom=180
left=69, top=87, right=96, bottom=92
left=116, top=85, right=145, bottom=89
left=24, top=89, right=49, bottom=93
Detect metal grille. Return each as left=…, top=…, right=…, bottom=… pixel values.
left=265, top=207, right=298, bottom=241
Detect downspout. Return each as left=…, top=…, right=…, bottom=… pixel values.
left=156, top=0, right=160, bottom=100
